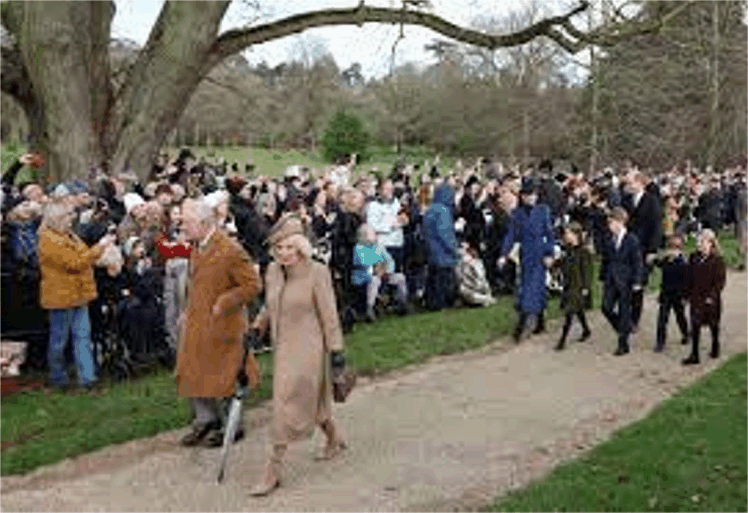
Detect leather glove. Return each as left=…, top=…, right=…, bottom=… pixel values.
left=330, top=351, right=346, bottom=370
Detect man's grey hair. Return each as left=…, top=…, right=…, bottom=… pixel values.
left=183, top=198, right=217, bottom=226
left=40, top=200, right=74, bottom=232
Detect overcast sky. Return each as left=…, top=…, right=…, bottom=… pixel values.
left=111, top=0, right=588, bottom=79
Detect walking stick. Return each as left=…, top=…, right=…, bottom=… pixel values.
left=216, top=331, right=257, bottom=484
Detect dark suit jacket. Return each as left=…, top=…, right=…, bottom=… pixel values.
left=627, top=191, right=662, bottom=255
left=601, top=231, right=643, bottom=292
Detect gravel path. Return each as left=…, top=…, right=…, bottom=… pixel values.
left=2, top=272, right=746, bottom=512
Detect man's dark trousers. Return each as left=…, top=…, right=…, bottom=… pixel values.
left=631, top=261, right=652, bottom=328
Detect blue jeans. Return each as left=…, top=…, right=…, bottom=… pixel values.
left=48, top=306, right=97, bottom=387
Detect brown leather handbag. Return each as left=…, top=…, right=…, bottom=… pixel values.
left=332, top=368, right=356, bottom=403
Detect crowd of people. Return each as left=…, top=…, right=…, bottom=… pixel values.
left=1, top=149, right=746, bottom=390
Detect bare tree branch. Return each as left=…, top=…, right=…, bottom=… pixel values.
left=210, top=1, right=591, bottom=64
left=559, top=0, right=693, bottom=50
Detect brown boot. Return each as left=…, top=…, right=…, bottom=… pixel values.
left=317, top=419, right=347, bottom=461
left=249, top=444, right=285, bottom=497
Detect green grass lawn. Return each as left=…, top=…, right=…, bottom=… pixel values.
left=1, top=143, right=452, bottom=181
left=167, top=145, right=454, bottom=179
left=484, top=352, right=748, bottom=513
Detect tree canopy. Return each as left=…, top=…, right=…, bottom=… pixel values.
left=0, top=0, right=710, bottom=181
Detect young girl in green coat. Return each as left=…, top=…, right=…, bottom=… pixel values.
left=555, top=222, right=593, bottom=350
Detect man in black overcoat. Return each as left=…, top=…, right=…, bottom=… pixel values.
left=622, top=169, right=661, bottom=330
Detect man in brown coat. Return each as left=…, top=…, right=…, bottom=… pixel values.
left=176, top=198, right=262, bottom=447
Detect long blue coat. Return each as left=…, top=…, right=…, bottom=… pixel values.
left=501, top=204, right=555, bottom=315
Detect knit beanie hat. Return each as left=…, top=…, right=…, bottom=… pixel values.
left=123, top=192, right=145, bottom=214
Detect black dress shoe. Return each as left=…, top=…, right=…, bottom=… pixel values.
left=578, top=330, right=591, bottom=342
left=613, top=347, right=629, bottom=356
left=681, top=337, right=689, bottom=345
left=204, top=427, right=245, bottom=448
left=181, top=421, right=220, bottom=447
left=554, top=341, right=566, bottom=351
left=532, top=324, right=546, bottom=335
left=682, top=354, right=700, bottom=365
left=709, top=349, right=720, bottom=359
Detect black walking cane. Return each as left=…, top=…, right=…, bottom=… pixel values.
left=216, top=330, right=257, bottom=484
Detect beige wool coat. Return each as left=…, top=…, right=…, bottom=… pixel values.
left=175, top=230, right=261, bottom=397
left=256, top=259, right=344, bottom=445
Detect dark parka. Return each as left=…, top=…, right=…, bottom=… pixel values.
left=559, top=245, right=592, bottom=313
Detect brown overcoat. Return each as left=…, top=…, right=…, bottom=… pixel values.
left=256, top=259, right=344, bottom=445
left=175, top=229, right=261, bottom=397
left=686, top=252, right=726, bottom=326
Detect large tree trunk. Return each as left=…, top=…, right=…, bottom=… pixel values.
left=17, top=2, right=112, bottom=183
left=14, top=1, right=228, bottom=183
left=104, top=1, right=229, bottom=180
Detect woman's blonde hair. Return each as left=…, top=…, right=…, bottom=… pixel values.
left=699, top=228, right=722, bottom=256
left=40, top=200, right=74, bottom=232
left=271, top=233, right=313, bottom=261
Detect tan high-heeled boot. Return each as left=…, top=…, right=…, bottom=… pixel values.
left=317, top=419, right=347, bottom=461
left=249, top=444, right=286, bottom=497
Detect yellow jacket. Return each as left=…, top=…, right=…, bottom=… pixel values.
left=38, top=227, right=104, bottom=310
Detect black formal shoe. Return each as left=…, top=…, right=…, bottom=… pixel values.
left=181, top=421, right=220, bottom=447
left=578, top=330, right=591, bottom=342
left=554, top=341, right=566, bottom=351
left=709, top=348, right=720, bottom=359
left=682, top=354, right=700, bottom=365
left=654, top=345, right=664, bottom=353
left=512, top=329, right=522, bottom=343
left=613, top=347, right=629, bottom=356
left=532, top=324, right=546, bottom=335
left=204, top=427, right=244, bottom=448
left=681, top=337, right=689, bottom=345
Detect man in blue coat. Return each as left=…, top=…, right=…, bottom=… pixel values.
left=499, top=178, right=555, bottom=342
left=422, top=183, right=459, bottom=311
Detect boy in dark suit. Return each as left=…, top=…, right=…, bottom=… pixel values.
left=647, top=235, right=689, bottom=352
left=601, top=207, right=643, bottom=356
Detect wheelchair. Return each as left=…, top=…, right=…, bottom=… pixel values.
left=92, top=297, right=135, bottom=383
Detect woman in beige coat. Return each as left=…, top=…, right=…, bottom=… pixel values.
left=250, top=214, right=348, bottom=496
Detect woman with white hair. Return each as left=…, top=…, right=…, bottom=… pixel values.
left=38, top=200, right=116, bottom=391
left=250, top=214, right=348, bottom=496
left=682, top=229, right=726, bottom=365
